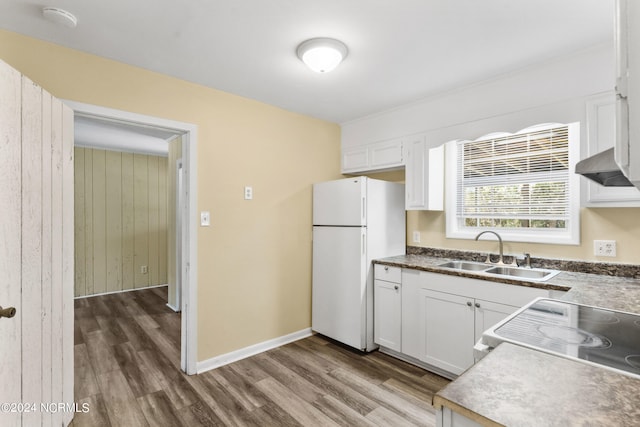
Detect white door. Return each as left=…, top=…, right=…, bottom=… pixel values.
left=312, top=177, right=366, bottom=226
left=312, top=226, right=367, bottom=349
left=0, top=60, right=74, bottom=426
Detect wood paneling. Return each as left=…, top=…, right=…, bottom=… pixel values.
left=122, top=153, right=135, bottom=291
left=105, top=150, right=123, bottom=293
left=0, top=59, right=74, bottom=427
left=74, top=148, right=169, bottom=297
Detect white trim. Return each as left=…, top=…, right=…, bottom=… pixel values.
left=196, top=328, right=313, bottom=374
left=166, top=303, right=180, bottom=312
left=63, top=100, right=199, bottom=375
left=445, top=122, right=581, bottom=245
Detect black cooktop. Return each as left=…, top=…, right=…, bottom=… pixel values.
left=493, top=298, right=640, bottom=378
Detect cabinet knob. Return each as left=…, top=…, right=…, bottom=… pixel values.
left=475, top=302, right=480, bottom=308
left=384, top=266, right=389, bottom=271
left=467, top=301, right=472, bottom=307
left=394, top=285, right=399, bottom=290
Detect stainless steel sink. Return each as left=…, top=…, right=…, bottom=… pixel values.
left=484, top=266, right=560, bottom=281
left=438, top=261, right=491, bottom=271
left=437, top=260, right=560, bottom=282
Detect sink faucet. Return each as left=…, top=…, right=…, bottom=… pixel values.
left=475, top=230, right=505, bottom=265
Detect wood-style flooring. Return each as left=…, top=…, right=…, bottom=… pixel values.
left=72, top=286, right=450, bottom=426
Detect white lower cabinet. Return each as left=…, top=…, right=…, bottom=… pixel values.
left=437, top=407, right=483, bottom=427
left=474, top=299, right=518, bottom=343
left=374, top=279, right=402, bottom=351
left=374, top=265, right=402, bottom=352
left=377, top=268, right=554, bottom=378
left=419, top=289, right=477, bottom=375
left=419, top=289, right=518, bottom=375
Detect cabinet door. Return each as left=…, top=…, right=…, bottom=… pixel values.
left=419, top=289, right=475, bottom=375
left=342, top=147, right=368, bottom=173
left=473, top=300, right=518, bottom=344
left=405, top=136, right=427, bottom=209
left=374, top=279, right=402, bottom=351
left=405, top=138, right=444, bottom=211
left=370, top=139, right=403, bottom=170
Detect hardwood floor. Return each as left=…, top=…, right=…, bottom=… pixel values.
left=71, top=287, right=450, bottom=426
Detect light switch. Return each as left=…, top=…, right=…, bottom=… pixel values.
left=200, top=211, right=211, bottom=226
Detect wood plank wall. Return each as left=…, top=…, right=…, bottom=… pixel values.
left=74, top=147, right=169, bottom=297
left=1, top=59, right=74, bottom=427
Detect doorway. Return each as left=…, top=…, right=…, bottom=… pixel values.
left=66, top=100, right=198, bottom=374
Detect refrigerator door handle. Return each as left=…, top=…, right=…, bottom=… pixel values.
left=362, top=196, right=366, bottom=222
left=362, top=232, right=366, bottom=255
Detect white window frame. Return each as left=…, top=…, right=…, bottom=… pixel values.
left=445, top=122, right=581, bottom=245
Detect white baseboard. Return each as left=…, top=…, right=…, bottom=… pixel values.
left=196, top=328, right=313, bottom=374
left=74, top=284, right=168, bottom=299
left=166, top=303, right=180, bottom=312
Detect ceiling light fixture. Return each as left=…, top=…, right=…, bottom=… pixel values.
left=296, top=38, right=348, bottom=73
left=42, top=7, right=78, bottom=28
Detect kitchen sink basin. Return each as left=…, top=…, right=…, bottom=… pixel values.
left=437, top=261, right=560, bottom=282
left=484, top=266, right=559, bottom=281
left=438, top=261, right=492, bottom=271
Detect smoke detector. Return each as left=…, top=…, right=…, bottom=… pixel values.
left=42, top=7, right=78, bottom=28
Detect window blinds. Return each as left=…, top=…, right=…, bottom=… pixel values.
left=456, top=125, right=570, bottom=226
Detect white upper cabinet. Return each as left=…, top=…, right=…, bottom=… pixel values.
left=405, top=136, right=444, bottom=211
left=615, top=0, right=640, bottom=189
left=342, top=138, right=403, bottom=173
left=583, top=92, right=640, bottom=206
left=341, top=135, right=444, bottom=211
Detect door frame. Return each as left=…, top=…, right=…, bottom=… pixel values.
left=64, top=100, right=199, bottom=375
left=175, top=159, right=184, bottom=312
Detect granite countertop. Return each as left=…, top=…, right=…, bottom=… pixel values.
left=373, top=253, right=640, bottom=313
left=432, top=343, right=640, bottom=427
left=373, top=249, right=640, bottom=426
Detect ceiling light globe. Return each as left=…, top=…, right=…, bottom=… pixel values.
left=297, top=38, right=348, bottom=73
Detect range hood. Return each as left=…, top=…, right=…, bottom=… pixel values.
left=575, top=147, right=634, bottom=187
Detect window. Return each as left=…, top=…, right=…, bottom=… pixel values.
left=445, top=123, right=580, bottom=244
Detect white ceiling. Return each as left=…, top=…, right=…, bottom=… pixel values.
left=0, top=0, right=614, bottom=124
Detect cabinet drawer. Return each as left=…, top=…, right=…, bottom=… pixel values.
left=374, top=264, right=401, bottom=283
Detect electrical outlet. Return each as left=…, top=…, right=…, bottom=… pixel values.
left=141, top=265, right=148, bottom=274
left=412, top=231, right=421, bottom=243
left=594, top=240, right=617, bottom=257
left=244, top=186, right=253, bottom=200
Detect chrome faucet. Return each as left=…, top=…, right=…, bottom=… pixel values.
left=475, top=230, right=505, bottom=265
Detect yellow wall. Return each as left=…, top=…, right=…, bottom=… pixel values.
left=0, top=30, right=342, bottom=360
left=406, top=208, right=640, bottom=264
left=74, top=147, right=169, bottom=297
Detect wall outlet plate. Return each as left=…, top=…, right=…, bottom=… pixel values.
left=412, top=231, right=421, bottom=243
left=200, top=211, right=211, bottom=226
left=244, top=186, right=253, bottom=200
left=594, top=240, right=616, bottom=257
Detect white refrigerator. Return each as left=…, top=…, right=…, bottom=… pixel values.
left=312, top=176, right=405, bottom=351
